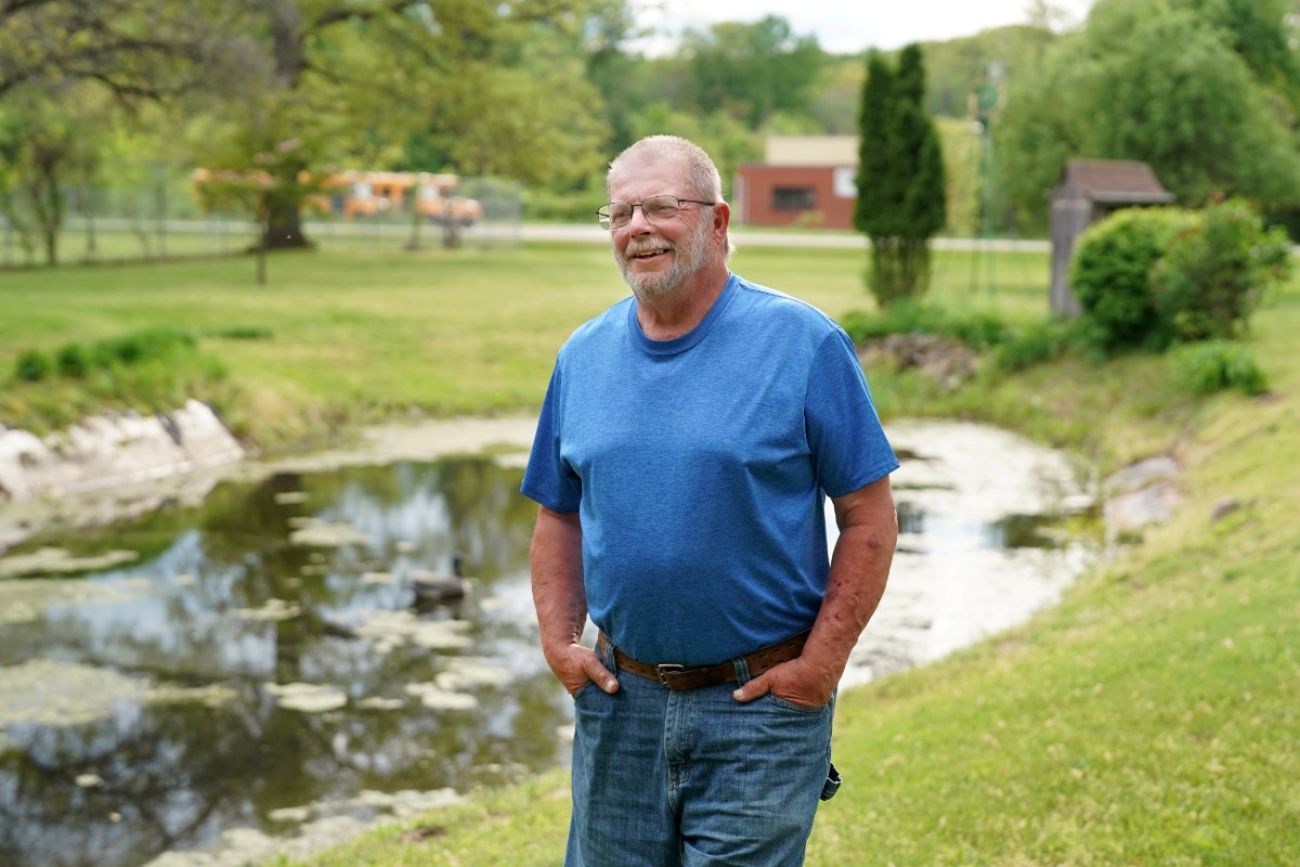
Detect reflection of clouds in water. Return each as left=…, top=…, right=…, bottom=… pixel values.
left=835, top=420, right=1096, bottom=688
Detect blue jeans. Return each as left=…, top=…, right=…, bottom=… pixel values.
left=566, top=639, right=836, bottom=866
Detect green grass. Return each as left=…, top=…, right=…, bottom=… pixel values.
left=5, top=243, right=1296, bottom=865
left=0, top=244, right=1047, bottom=449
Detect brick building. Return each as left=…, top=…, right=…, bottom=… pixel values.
left=733, top=136, right=858, bottom=230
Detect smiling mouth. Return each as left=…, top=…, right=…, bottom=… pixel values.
left=628, top=247, right=670, bottom=261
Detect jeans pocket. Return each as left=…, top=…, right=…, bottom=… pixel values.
left=571, top=680, right=595, bottom=700
left=762, top=693, right=829, bottom=714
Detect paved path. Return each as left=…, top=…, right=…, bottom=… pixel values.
left=518, top=222, right=1051, bottom=252
left=42, top=217, right=1051, bottom=253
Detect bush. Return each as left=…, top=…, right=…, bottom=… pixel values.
left=994, top=320, right=1076, bottom=372
left=840, top=302, right=1007, bottom=349
left=1151, top=199, right=1291, bottom=342
left=1171, top=342, right=1268, bottom=396
left=93, top=327, right=197, bottom=368
left=208, top=325, right=274, bottom=340
left=1070, top=207, right=1195, bottom=353
left=56, top=343, right=90, bottom=378
left=15, top=350, right=50, bottom=382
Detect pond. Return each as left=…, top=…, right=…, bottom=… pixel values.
left=0, top=419, right=1096, bottom=867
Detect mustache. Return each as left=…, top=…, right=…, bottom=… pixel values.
left=624, top=237, right=675, bottom=258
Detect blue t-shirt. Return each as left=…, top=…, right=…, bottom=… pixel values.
left=521, top=273, right=898, bottom=665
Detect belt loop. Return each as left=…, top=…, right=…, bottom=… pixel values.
left=597, top=631, right=617, bottom=671
left=732, top=655, right=752, bottom=686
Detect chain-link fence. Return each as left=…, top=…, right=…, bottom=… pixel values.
left=0, top=171, right=524, bottom=268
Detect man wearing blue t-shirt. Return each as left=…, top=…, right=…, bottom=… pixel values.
left=522, top=135, right=899, bottom=866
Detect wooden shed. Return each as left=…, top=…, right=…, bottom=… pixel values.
left=1050, top=159, right=1175, bottom=316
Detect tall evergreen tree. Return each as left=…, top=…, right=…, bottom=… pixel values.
left=854, top=44, right=947, bottom=305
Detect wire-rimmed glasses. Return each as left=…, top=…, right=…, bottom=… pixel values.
left=597, top=194, right=715, bottom=230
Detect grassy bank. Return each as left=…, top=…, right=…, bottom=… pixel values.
left=4, top=245, right=1295, bottom=864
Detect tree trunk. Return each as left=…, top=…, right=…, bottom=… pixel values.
left=263, top=194, right=311, bottom=249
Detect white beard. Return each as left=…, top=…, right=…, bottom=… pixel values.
left=615, top=216, right=711, bottom=301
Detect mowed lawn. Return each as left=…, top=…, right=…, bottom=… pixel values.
left=0, top=243, right=1049, bottom=447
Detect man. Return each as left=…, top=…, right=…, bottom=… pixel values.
left=522, top=135, right=898, bottom=866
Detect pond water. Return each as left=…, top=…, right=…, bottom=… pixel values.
left=0, top=420, right=1096, bottom=867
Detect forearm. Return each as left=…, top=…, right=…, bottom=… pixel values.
left=801, top=520, right=896, bottom=683
left=530, top=506, right=586, bottom=658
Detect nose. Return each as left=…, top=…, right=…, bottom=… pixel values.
left=625, top=203, right=654, bottom=233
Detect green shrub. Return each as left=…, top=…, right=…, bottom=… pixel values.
left=839, top=302, right=1007, bottom=349
left=1171, top=342, right=1268, bottom=396
left=994, top=320, right=1075, bottom=372
left=208, top=325, right=274, bottom=340
left=1070, top=207, right=1195, bottom=353
left=15, top=350, right=50, bottom=382
left=1151, top=199, right=1291, bottom=342
left=93, top=327, right=197, bottom=368
left=56, top=343, right=90, bottom=378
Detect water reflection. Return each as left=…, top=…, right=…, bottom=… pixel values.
left=0, top=457, right=556, bottom=867
left=0, top=423, right=1097, bottom=867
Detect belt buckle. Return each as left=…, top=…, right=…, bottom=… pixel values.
left=656, top=663, right=685, bottom=687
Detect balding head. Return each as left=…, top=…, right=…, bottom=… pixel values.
left=608, top=135, right=734, bottom=261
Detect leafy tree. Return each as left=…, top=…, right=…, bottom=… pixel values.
left=855, top=45, right=947, bottom=306
left=683, top=15, right=826, bottom=128
left=995, top=0, right=1300, bottom=232
left=0, top=0, right=217, bottom=100
left=193, top=0, right=614, bottom=250
left=0, top=81, right=114, bottom=265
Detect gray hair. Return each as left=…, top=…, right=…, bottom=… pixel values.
left=607, top=135, right=735, bottom=261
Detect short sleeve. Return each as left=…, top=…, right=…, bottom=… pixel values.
left=521, top=362, right=582, bottom=513
left=804, top=328, right=899, bottom=497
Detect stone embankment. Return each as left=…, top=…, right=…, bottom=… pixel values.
left=0, top=400, right=244, bottom=548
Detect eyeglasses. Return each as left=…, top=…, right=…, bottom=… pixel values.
left=596, top=194, right=715, bottom=230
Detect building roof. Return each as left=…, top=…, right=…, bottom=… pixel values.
left=1054, top=159, right=1175, bottom=204
left=765, top=135, right=858, bottom=167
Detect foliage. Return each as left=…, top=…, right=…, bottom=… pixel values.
left=840, top=302, right=1008, bottom=350
left=1170, top=341, right=1269, bottom=395
left=921, top=24, right=1056, bottom=119
left=855, top=45, right=947, bottom=306
left=22, top=328, right=202, bottom=383
left=0, top=0, right=216, bottom=100
left=15, top=350, right=50, bottom=383
left=1070, top=207, right=1195, bottom=353
left=1073, top=200, right=1290, bottom=354
left=0, top=80, right=116, bottom=265
left=993, top=319, right=1078, bottom=371
left=683, top=15, right=826, bottom=128
left=55, top=343, right=89, bottom=378
left=1151, top=199, right=1292, bottom=342
left=995, top=0, right=1300, bottom=232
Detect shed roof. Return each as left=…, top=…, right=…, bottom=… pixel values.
left=1054, top=159, right=1175, bottom=204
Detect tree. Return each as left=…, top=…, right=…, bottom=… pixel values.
left=195, top=0, right=614, bottom=250
left=0, top=0, right=218, bottom=100
left=683, top=15, right=826, bottom=128
left=995, top=0, right=1300, bottom=232
left=854, top=45, right=947, bottom=306
left=0, top=80, right=113, bottom=265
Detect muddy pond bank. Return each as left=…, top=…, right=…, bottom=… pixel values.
left=0, top=418, right=1098, bottom=867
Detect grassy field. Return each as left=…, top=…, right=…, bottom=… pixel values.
left=4, top=244, right=1297, bottom=865
left=0, top=244, right=1049, bottom=450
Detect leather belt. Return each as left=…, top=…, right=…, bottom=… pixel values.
left=599, top=630, right=810, bottom=691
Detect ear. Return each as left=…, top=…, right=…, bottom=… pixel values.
left=711, top=201, right=731, bottom=246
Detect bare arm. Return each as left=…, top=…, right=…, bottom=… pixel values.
left=733, top=474, right=898, bottom=706
left=530, top=505, right=619, bottom=696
